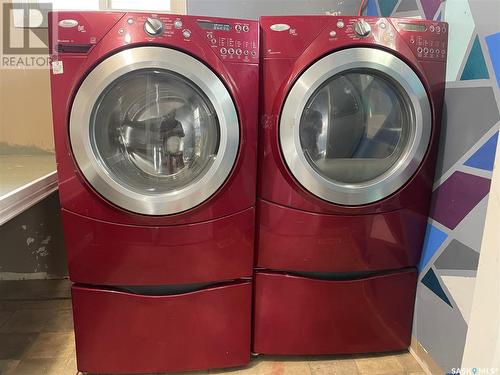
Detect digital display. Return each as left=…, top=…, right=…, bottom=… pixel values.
left=197, top=21, right=231, bottom=31
left=399, top=23, right=426, bottom=32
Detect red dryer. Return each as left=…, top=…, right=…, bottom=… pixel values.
left=254, top=16, right=447, bottom=355
left=49, top=11, right=258, bottom=373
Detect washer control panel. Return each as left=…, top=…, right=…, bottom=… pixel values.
left=113, top=13, right=258, bottom=63
left=197, top=19, right=258, bottom=62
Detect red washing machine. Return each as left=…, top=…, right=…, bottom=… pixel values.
left=254, top=16, right=447, bottom=355
left=48, top=11, right=258, bottom=373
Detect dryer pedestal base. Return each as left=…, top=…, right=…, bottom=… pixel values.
left=252, top=269, right=416, bottom=355
left=257, top=199, right=426, bottom=272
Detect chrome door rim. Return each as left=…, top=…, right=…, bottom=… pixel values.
left=280, top=47, right=431, bottom=206
left=70, top=46, right=239, bottom=215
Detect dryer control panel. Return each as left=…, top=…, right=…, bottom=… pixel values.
left=328, top=17, right=448, bottom=62
left=260, top=16, right=447, bottom=63
left=392, top=19, right=447, bottom=61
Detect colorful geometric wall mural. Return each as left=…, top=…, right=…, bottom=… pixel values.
left=364, top=0, right=500, bottom=372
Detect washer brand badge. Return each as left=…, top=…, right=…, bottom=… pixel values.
left=270, top=23, right=290, bottom=32
left=58, top=19, right=78, bottom=28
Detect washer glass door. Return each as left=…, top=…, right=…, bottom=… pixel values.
left=92, top=68, right=219, bottom=194
left=280, top=48, right=431, bottom=205
left=70, top=47, right=239, bottom=215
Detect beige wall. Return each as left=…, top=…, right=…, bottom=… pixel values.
left=0, top=1, right=54, bottom=153
left=0, top=68, right=54, bottom=152
left=171, top=0, right=187, bottom=14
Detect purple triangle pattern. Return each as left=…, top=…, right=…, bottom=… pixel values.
left=420, top=0, right=442, bottom=19
left=430, top=172, right=491, bottom=230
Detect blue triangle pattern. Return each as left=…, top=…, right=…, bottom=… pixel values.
left=485, top=32, right=500, bottom=89
left=418, top=223, right=448, bottom=272
left=464, top=132, right=499, bottom=171
left=365, top=0, right=379, bottom=16
left=421, top=268, right=453, bottom=308
left=461, top=36, right=490, bottom=80
left=379, top=0, right=398, bottom=16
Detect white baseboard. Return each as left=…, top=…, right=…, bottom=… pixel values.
left=410, top=336, right=444, bottom=375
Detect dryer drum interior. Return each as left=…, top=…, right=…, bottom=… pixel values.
left=280, top=47, right=432, bottom=206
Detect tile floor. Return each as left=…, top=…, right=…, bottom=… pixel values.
left=0, top=280, right=426, bottom=375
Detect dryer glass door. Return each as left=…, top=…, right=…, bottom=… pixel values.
left=280, top=48, right=431, bottom=205
left=70, top=47, right=239, bottom=215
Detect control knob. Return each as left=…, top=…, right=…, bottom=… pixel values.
left=354, top=19, right=371, bottom=37
left=144, top=17, right=164, bottom=36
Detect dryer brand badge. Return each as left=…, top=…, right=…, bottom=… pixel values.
left=270, top=24, right=291, bottom=32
